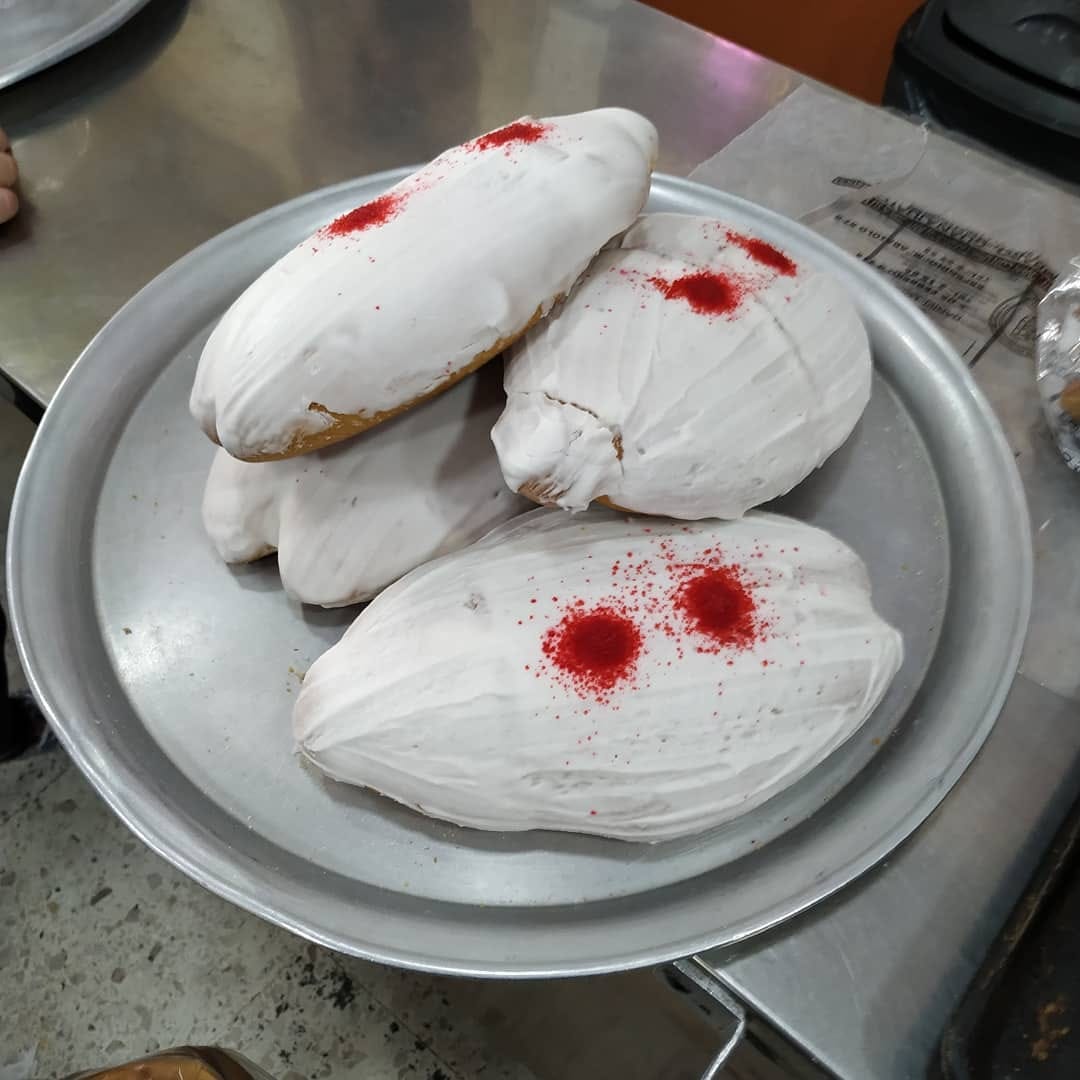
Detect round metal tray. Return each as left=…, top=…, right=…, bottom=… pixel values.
left=0, top=0, right=153, bottom=91
left=7, top=170, right=1032, bottom=976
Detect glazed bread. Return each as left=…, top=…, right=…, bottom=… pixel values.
left=190, top=109, right=658, bottom=461
left=294, top=507, right=902, bottom=841
left=492, top=214, right=871, bottom=519
left=202, top=368, right=528, bottom=607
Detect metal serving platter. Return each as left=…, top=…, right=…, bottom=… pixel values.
left=7, top=170, right=1031, bottom=976
left=0, top=0, right=152, bottom=90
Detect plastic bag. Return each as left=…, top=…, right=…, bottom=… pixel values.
left=59, top=1048, right=275, bottom=1080
left=1037, top=258, right=1080, bottom=472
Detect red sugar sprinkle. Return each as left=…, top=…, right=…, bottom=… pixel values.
left=650, top=271, right=748, bottom=316
left=530, top=536, right=779, bottom=705
left=323, top=192, right=405, bottom=237
left=726, top=230, right=797, bottom=276
left=542, top=605, right=643, bottom=701
left=469, top=120, right=548, bottom=152
left=675, top=565, right=760, bottom=651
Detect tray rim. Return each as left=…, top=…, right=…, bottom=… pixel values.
left=7, top=169, right=1033, bottom=976
left=0, top=0, right=154, bottom=91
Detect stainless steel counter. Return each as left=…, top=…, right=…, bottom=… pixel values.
left=0, top=0, right=794, bottom=405
left=2, top=3, right=1077, bottom=1078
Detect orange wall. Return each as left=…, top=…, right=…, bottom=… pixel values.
left=645, top=0, right=921, bottom=102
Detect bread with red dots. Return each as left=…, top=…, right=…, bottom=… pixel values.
left=492, top=213, right=871, bottom=518
left=190, top=109, right=658, bottom=462
left=293, top=507, right=902, bottom=841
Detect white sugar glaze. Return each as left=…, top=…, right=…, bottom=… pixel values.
left=191, top=109, right=658, bottom=460
left=295, top=507, right=902, bottom=841
left=202, top=369, right=528, bottom=606
left=493, top=213, right=871, bottom=518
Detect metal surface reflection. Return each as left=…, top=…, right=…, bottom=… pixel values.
left=0, top=0, right=793, bottom=405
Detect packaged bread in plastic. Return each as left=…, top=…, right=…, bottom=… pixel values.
left=60, top=1047, right=275, bottom=1080
left=1037, top=257, right=1080, bottom=472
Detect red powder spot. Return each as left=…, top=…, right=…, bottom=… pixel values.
left=650, top=270, right=747, bottom=317
left=589, top=810, right=597, bottom=816
left=469, top=120, right=548, bottom=152
left=726, top=230, right=797, bottom=276
left=323, top=192, right=405, bottom=237
left=542, top=605, right=643, bottom=701
left=675, top=566, right=760, bottom=651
